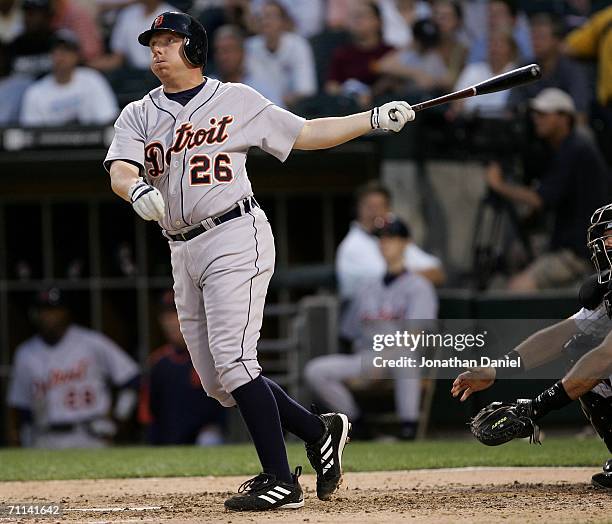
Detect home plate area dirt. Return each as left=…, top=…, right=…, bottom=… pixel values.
left=2, top=468, right=610, bottom=523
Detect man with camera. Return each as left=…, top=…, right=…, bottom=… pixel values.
left=485, top=88, right=609, bottom=291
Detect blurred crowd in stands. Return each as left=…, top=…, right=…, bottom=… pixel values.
left=1, top=1, right=611, bottom=293
left=0, top=0, right=609, bottom=127
left=0, top=0, right=611, bottom=292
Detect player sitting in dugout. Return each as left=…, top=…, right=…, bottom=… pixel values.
left=6, top=289, right=140, bottom=448
left=307, top=216, right=438, bottom=441
left=336, top=181, right=445, bottom=305
left=451, top=203, right=612, bottom=490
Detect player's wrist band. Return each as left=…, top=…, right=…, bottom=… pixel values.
left=129, top=180, right=152, bottom=203
left=370, top=107, right=380, bottom=130
left=494, top=350, right=525, bottom=380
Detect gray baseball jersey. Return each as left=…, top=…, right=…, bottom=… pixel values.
left=104, top=79, right=305, bottom=233
left=306, top=271, right=437, bottom=424
left=105, top=79, right=305, bottom=406
left=341, top=271, right=438, bottom=352
left=7, top=325, right=139, bottom=429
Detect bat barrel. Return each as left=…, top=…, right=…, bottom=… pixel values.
left=410, top=63, right=541, bottom=112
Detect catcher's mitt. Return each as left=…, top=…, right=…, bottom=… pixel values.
left=470, top=400, right=541, bottom=446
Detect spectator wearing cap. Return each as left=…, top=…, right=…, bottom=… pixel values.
left=139, top=291, right=226, bottom=446
left=306, top=215, right=438, bottom=441
left=20, top=29, right=118, bottom=126
left=372, top=18, right=452, bottom=95
left=51, top=0, right=103, bottom=62
left=507, top=13, right=590, bottom=122
left=486, top=88, right=611, bottom=291
left=326, top=1, right=395, bottom=108
left=452, top=29, right=518, bottom=117
left=0, top=0, right=24, bottom=44
left=6, top=288, right=140, bottom=448
left=336, top=182, right=445, bottom=304
left=211, top=24, right=282, bottom=103
left=245, top=1, right=316, bottom=109
left=467, top=0, right=533, bottom=65
left=94, top=0, right=178, bottom=72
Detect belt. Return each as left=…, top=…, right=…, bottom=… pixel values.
left=166, top=197, right=259, bottom=242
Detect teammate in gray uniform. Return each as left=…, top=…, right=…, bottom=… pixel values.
left=104, top=12, right=416, bottom=511
left=452, top=203, right=612, bottom=490
left=7, top=289, right=140, bottom=449
left=306, top=217, right=438, bottom=440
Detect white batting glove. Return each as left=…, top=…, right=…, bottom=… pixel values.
left=371, top=101, right=415, bottom=132
left=128, top=178, right=165, bottom=221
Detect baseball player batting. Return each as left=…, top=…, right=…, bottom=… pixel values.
left=104, top=12, right=414, bottom=511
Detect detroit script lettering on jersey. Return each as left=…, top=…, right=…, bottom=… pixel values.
left=105, top=80, right=305, bottom=232
left=32, top=358, right=90, bottom=397
left=145, top=116, right=234, bottom=178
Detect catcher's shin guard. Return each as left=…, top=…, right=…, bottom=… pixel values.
left=579, top=390, right=612, bottom=453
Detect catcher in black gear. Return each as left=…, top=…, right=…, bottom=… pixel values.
left=452, top=203, right=612, bottom=490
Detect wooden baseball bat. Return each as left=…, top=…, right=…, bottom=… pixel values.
left=410, top=63, right=541, bottom=112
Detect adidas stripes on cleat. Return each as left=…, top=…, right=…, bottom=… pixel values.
left=224, top=466, right=304, bottom=511
left=305, top=412, right=351, bottom=500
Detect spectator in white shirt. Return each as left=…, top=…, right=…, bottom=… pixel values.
left=94, top=0, right=178, bottom=71
left=20, top=29, right=118, bottom=126
left=245, top=0, right=316, bottom=108
left=452, top=29, right=518, bottom=117
left=212, top=24, right=282, bottom=103
left=378, top=0, right=431, bottom=48
left=336, top=182, right=445, bottom=302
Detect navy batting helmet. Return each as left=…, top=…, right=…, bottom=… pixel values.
left=138, top=12, right=208, bottom=69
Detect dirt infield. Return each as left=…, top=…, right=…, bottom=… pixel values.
left=2, top=468, right=610, bottom=524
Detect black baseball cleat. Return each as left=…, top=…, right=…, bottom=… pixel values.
left=591, top=458, right=612, bottom=489
left=305, top=412, right=351, bottom=500
left=224, top=466, right=304, bottom=511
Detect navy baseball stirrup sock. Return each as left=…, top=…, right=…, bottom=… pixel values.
left=263, top=376, right=325, bottom=444
left=231, top=376, right=293, bottom=483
